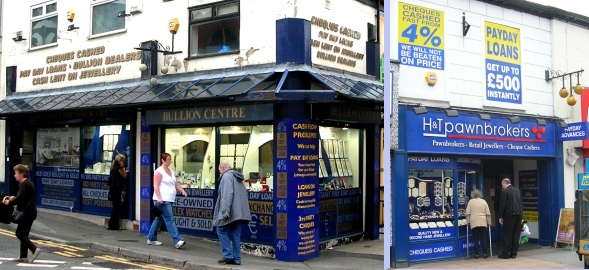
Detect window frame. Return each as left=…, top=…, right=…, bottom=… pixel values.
left=30, top=1, right=58, bottom=50
left=90, top=0, right=127, bottom=37
left=187, top=0, right=240, bottom=59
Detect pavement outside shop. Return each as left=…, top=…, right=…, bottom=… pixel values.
left=1, top=208, right=384, bottom=270
left=405, top=242, right=584, bottom=269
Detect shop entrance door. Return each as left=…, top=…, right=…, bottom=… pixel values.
left=8, top=128, right=35, bottom=195
left=482, top=159, right=513, bottom=246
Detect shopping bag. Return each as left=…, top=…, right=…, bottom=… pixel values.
left=151, top=205, right=162, bottom=217
left=0, top=203, right=12, bottom=224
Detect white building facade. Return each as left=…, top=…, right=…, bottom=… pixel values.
left=0, top=0, right=384, bottom=262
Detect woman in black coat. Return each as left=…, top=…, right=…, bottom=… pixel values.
left=2, top=164, right=41, bottom=263
left=107, top=154, right=128, bottom=230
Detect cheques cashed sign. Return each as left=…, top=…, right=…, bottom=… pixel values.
left=407, top=109, right=555, bottom=157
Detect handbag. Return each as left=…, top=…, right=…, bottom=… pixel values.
left=12, top=199, right=32, bottom=224
left=151, top=204, right=162, bottom=217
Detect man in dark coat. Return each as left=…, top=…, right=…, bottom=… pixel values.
left=498, top=178, right=523, bottom=259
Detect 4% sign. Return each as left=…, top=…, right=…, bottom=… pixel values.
left=401, top=24, right=441, bottom=47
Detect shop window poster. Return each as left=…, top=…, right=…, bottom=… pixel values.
left=37, top=127, right=81, bottom=167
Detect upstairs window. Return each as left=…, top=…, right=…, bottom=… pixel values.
left=30, top=2, right=58, bottom=48
left=91, top=0, right=126, bottom=36
left=189, top=1, right=240, bottom=57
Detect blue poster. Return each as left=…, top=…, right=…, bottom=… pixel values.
left=409, top=227, right=454, bottom=242
left=409, top=241, right=455, bottom=261
left=485, top=59, right=522, bottom=104
left=242, top=192, right=274, bottom=245
left=274, top=118, right=320, bottom=262
left=35, top=166, right=80, bottom=211
left=406, top=109, right=556, bottom=157
left=81, top=174, right=110, bottom=216
left=174, top=188, right=216, bottom=239
left=559, top=122, right=589, bottom=141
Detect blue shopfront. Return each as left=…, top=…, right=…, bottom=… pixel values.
left=391, top=104, right=564, bottom=266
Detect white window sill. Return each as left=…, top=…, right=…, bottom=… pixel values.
left=87, top=28, right=127, bottom=40
left=28, top=42, right=58, bottom=52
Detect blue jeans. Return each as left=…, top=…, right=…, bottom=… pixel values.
left=147, top=201, right=183, bottom=244
left=217, top=221, right=242, bottom=263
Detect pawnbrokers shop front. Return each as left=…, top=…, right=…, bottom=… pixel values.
left=0, top=63, right=383, bottom=262
left=392, top=105, right=563, bottom=265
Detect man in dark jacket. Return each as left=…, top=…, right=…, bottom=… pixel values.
left=498, top=178, right=523, bottom=259
left=213, top=161, right=251, bottom=266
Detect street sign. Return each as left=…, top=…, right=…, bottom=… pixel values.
left=579, top=173, right=589, bottom=190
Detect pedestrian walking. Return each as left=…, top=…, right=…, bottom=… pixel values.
left=466, top=189, right=491, bottom=259
left=497, top=178, right=523, bottom=259
left=2, top=164, right=42, bottom=263
left=107, top=154, right=127, bottom=230
left=213, top=161, right=251, bottom=266
left=147, top=153, right=187, bottom=249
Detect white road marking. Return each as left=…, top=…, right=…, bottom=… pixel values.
left=71, top=267, right=109, bottom=270
left=16, top=263, right=58, bottom=267
left=32, top=260, right=66, bottom=264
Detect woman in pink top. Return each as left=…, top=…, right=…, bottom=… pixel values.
left=147, top=153, right=188, bottom=249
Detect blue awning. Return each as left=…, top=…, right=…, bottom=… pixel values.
left=0, top=63, right=383, bottom=116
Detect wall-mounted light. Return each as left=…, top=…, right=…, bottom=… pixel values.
left=559, top=121, right=568, bottom=128
left=161, top=66, right=169, bottom=74
left=412, top=106, right=427, bottom=115
left=67, top=24, right=79, bottom=31
left=118, top=11, right=131, bottom=17
left=139, top=64, right=147, bottom=72
left=535, top=119, right=547, bottom=126
left=12, top=31, right=26, bottom=42
left=547, top=68, right=584, bottom=106
left=479, top=113, right=491, bottom=121
left=508, top=116, right=520, bottom=124
left=150, top=78, right=158, bottom=86
left=445, top=109, right=458, bottom=117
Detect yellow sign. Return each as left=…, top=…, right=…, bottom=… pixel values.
left=522, top=211, right=538, bottom=223
left=425, top=72, right=438, bottom=86
left=484, top=21, right=521, bottom=65
left=582, top=175, right=589, bottom=187
left=398, top=2, right=444, bottom=49
left=556, top=208, right=574, bottom=244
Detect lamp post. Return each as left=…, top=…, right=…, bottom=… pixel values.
left=545, top=69, right=584, bottom=106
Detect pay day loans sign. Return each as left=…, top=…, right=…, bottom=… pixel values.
left=485, top=21, right=522, bottom=104
left=398, top=2, right=444, bottom=70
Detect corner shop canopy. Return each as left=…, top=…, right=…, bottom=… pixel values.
left=0, top=63, right=383, bottom=117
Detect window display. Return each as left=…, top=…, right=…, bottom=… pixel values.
left=163, top=125, right=274, bottom=192
left=318, top=127, right=360, bottom=189
left=408, top=169, right=454, bottom=228
left=83, top=125, right=130, bottom=174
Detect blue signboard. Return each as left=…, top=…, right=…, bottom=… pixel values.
left=174, top=188, right=216, bottom=239
left=409, top=241, right=455, bottom=261
left=458, top=238, right=476, bottom=255
left=578, top=174, right=589, bottom=191
left=559, top=122, right=589, bottom=141
left=274, top=118, right=320, bottom=262
left=242, top=192, right=274, bottom=245
left=406, top=109, right=556, bottom=157
left=409, top=227, right=454, bottom=242
left=81, top=174, right=110, bottom=216
left=35, top=166, right=80, bottom=211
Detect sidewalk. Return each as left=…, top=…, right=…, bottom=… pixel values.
left=405, top=244, right=584, bottom=269
left=6, top=208, right=384, bottom=270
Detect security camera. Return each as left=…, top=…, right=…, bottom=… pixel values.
left=118, top=10, right=131, bottom=17
left=12, top=31, right=26, bottom=42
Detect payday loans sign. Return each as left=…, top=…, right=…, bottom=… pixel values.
left=484, top=21, right=522, bottom=104
left=406, top=108, right=555, bottom=157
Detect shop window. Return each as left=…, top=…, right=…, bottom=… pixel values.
left=91, top=0, right=126, bottom=36
left=36, top=127, right=80, bottom=168
left=188, top=1, right=239, bottom=57
left=165, top=127, right=215, bottom=189
left=318, top=127, right=360, bottom=189
left=408, top=169, right=454, bottom=231
left=83, top=125, right=130, bottom=174
left=164, top=125, right=273, bottom=192
left=30, top=1, right=58, bottom=48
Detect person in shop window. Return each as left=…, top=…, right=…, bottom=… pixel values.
left=107, top=154, right=127, bottom=230
left=466, top=189, right=491, bottom=259
left=213, top=160, right=251, bottom=266
left=498, top=178, right=523, bottom=259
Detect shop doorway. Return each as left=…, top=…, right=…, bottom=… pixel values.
left=8, top=128, right=36, bottom=195
left=482, top=159, right=513, bottom=245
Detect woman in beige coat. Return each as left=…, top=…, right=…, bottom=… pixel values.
left=466, top=189, right=491, bottom=259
